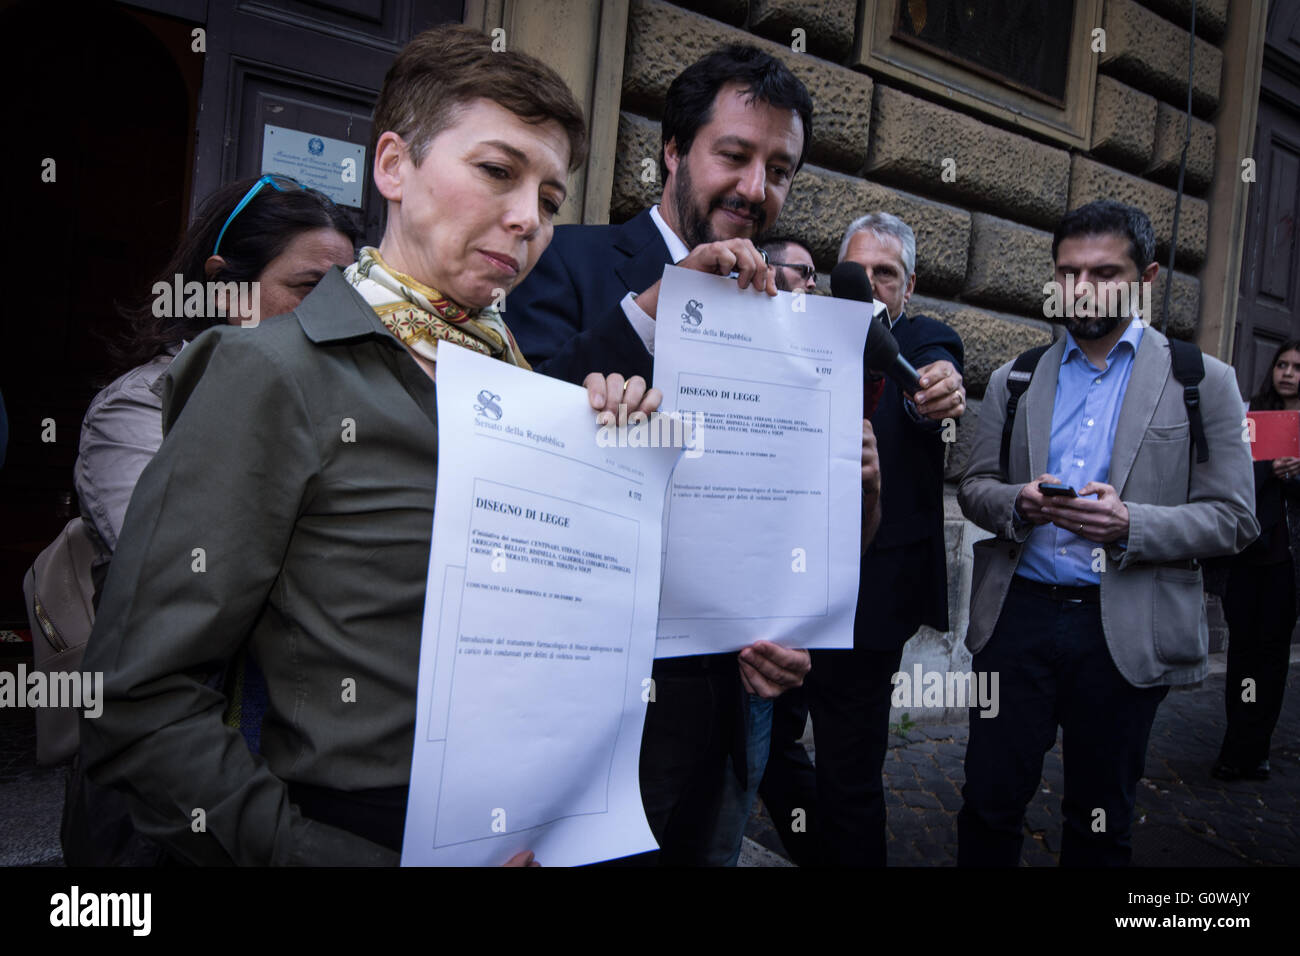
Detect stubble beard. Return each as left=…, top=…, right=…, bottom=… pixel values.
left=1064, top=313, right=1123, bottom=341
left=670, top=155, right=767, bottom=250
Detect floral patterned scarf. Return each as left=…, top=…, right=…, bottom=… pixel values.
left=343, top=246, right=531, bottom=369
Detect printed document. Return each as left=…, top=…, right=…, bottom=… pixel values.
left=402, top=345, right=681, bottom=866
left=653, top=266, right=867, bottom=656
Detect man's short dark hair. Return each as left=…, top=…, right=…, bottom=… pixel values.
left=1052, top=199, right=1156, bottom=272
left=659, top=44, right=813, bottom=183
left=758, top=235, right=809, bottom=256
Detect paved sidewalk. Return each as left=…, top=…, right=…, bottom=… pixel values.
left=0, top=701, right=65, bottom=866
left=3, top=656, right=1295, bottom=867
left=746, top=655, right=1299, bottom=866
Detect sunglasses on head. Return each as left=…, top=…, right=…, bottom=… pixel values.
left=212, top=174, right=306, bottom=256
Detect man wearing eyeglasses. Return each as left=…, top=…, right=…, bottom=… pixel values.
left=759, top=237, right=817, bottom=293
left=795, top=211, right=967, bottom=866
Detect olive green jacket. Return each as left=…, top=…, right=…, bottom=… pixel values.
left=82, top=268, right=440, bottom=865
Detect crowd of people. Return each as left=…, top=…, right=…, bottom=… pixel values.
left=24, top=24, right=1289, bottom=867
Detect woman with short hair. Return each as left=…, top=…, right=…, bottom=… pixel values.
left=82, top=24, right=656, bottom=866
left=63, top=176, right=357, bottom=866
left=78, top=175, right=359, bottom=591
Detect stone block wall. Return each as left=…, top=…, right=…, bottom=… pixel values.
left=617, top=0, right=1229, bottom=406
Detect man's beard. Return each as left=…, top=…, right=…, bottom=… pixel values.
left=1064, top=313, right=1123, bottom=340
left=670, top=156, right=767, bottom=248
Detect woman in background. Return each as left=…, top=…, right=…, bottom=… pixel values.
left=77, top=176, right=358, bottom=593
left=64, top=176, right=357, bottom=865
left=1213, top=339, right=1300, bottom=781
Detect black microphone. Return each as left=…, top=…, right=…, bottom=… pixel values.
left=830, top=261, right=922, bottom=396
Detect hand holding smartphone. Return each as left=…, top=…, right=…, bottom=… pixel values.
left=1038, top=482, right=1078, bottom=498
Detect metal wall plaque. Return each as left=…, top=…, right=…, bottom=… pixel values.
left=260, top=123, right=366, bottom=208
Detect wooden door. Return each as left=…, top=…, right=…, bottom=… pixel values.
left=192, top=0, right=463, bottom=245
left=1233, top=2, right=1300, bottom=399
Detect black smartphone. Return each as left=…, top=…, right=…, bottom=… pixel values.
left=1038, top=482, right=1078, bottom=497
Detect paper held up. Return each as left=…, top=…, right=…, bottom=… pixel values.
left=402, top=343, right=683, bottom=867
left=651, top=265, right=869, bottom=657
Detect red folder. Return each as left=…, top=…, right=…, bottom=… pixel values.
left=1247, top=410, right=1300, bottom=460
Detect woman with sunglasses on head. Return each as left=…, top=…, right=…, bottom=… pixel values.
left=81, top=25, right=659, bottom=867
left=77, top=175, right=358, bottom=590
left=1211, top=339, right=1300, bottom=782
left=61, top=177, right=356, bottom=866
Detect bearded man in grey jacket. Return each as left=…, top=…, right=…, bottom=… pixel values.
left=957, top=199, right=1258, bottom=866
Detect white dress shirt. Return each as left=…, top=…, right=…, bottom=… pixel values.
left=619, top=205, right=690, bottom=357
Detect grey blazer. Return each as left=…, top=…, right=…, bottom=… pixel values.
left=959, top=326, right=1259, bottom=687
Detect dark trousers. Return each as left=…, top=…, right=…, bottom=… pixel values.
left=61, top=754, right=166, bottom=866
left=634, top=655, right=742, bottom=866
left=957, top=580, right=1168, bottom=867
left=805, top=645, right=905, bottom=866
left=288, top=781, right=408, bottom=853
left=756, top=685, right=821, bottom=866
left=1221, top=559, right=1295, bottom=766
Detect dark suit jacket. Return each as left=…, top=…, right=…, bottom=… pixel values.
left=855, top=311, right=964, bottom=651
left=512, top=209, right=663, bottom=385
left=1237, top=459, right=1296, bottom=563
left=508, top=208, right=750, bottom=788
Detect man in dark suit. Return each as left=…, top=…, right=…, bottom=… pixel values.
left=797, top=212, right=967, bottom=866
left=506, top=45, right=875, bottom=864
left=505, top=44, right=803, bottom=389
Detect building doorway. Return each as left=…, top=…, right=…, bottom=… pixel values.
left=0, top=0, right=199, bottom=627
left=1233, top=3, right=1300, bottom=399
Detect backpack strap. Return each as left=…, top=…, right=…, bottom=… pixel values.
left=1168, top=338, right=1209, bottom=464
left=1000, top=345, right=1051, bottom=480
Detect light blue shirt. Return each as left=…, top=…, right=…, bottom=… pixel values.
left=1018, top=318, right=1145, bottom=585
